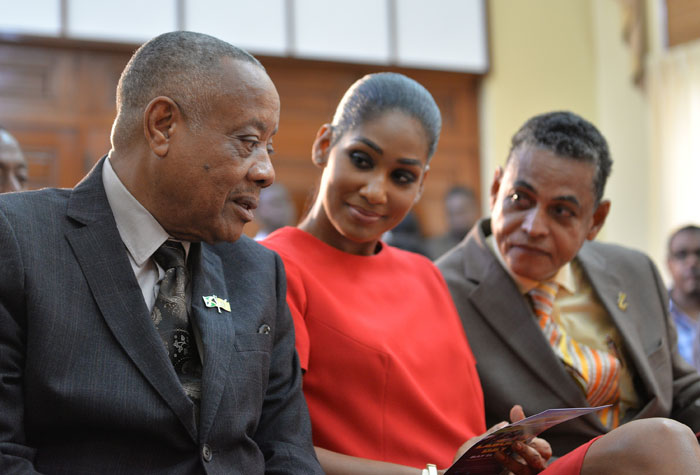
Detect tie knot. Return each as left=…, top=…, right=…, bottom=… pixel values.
left=528, top=280, right=559, bottom=305
left=153, top=240, right=186, bottom=271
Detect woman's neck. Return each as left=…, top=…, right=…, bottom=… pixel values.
left=298, top=204, right=381, bottom=256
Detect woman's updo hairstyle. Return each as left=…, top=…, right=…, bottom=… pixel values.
left=330, top=72, right=442, bottom=161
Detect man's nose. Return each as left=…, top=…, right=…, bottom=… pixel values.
left=521, top=206, right=548, bottom=237
left=249, top=149, right=275, bottom=188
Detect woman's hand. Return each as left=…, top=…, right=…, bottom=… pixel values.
left=494, top=405, right=552, bottom=474
left=449, top=405, right=552, bottom=475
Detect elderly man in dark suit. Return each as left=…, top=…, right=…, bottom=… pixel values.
left=437, top=111, right=700, bottom=460
left=0, top=31, right=322, bottom=474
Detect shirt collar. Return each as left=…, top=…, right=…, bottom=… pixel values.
left=669, top=296, right=700, bottom=328
left=485, top=234, right=575, bottom=295
left=102, top=157, right=189, bottom=265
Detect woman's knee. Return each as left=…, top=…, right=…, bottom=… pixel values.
left=581, top=418, right=700, bottom=474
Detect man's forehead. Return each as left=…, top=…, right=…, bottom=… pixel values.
left=505, top=146, right=596, bottom=198
left=671, top=230, right=700, bottom=248
left=219, top=58, right=276, bottom=92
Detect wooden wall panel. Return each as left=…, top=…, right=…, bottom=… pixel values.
left=666, top=0, right=700, bottom=47
left=0, top=38, right=481, bottom=237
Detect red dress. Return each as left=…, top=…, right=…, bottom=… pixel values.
left=263, top=227, right=594, bottom=471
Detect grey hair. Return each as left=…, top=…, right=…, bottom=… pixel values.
left=112, top=31, right=262, bottom=147
left=508, top=111, right=612, bottom=204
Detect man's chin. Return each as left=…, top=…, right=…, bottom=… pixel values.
left=507, top=261, right=555, bottom=283
left=189, top=223, right=245, bottom=245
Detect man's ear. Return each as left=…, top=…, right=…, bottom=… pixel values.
left=489, top=166, right=504, bottom=210
left=311, top=124, right=333, bottom=168
left=144, top=96, right=180, bottom=158
left=586, top=199, right=611, bottom=240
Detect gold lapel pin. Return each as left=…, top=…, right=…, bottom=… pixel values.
left=617, top=292, right=628, bottom=311
left=202, top=295, right=231, bottom=313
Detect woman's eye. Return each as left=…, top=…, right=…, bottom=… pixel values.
left=392, top=170, right=417, bottom=184
left=350, top=151, right=372, bottom=169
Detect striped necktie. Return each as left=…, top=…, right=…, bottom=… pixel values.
left=529, top=281, right=621, bottom=429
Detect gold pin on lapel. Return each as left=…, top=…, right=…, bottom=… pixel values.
left=617, top=292, right=628, bottom=311
left=202, top=295, right=231, bottom=313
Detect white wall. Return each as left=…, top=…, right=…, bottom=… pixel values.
left=0, top=0, right=489, bottom=73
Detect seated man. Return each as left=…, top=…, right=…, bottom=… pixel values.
left=0, top=31, right=321, bottom=474
left=0, top=126, right=28, bottom=193
left=667, top=225, right=700, bottom=370
left=437, top=111, right=700, bottom=457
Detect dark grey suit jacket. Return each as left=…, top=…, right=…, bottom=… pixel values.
left=437, top=218, right=700, bottom=456
left=0, top=158, right=322, bottom=474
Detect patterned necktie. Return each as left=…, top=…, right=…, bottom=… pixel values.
left=151, top=241, right=202, bottom=413
left=529, top=281, right=621, bottom=429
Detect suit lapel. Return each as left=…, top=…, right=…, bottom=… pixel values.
left=189, top=244, right=236, bottom=442
left=65, top=158, right=197, bottom=442
left=577, top=244, right=658, bottom=420
left=465, top=222, right=590, bottom=410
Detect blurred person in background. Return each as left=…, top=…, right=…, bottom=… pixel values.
left=254, top=182, right=297, bottom=240
left=382, top=210, right=429, bottom=256
left=0, top=126, right=28, bottom=193
left=666, top=225, right=700, bottom=370
left=427, top=185, right=479, bottom=260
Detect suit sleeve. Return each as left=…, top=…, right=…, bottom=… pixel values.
left=651, top=256, right=700, bottom=429
left=0, top=207, right=41, bottom=473
left=254, top=252, right=322, bottom=474
left=276, top=256, right=310, bottom=372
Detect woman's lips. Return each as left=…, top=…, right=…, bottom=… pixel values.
left=348, top=204, right=383, bottom=224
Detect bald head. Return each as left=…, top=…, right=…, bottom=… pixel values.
left=0, top=128, right=28, bottom=193
left=111, top=31, right=264, bottom=150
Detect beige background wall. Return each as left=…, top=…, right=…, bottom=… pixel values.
left=480, top=0, right=670, bottom=279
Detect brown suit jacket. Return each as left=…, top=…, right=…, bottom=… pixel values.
left=437, top=218, right=700, bottom=456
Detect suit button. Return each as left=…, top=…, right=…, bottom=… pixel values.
left=201, top=444, right=212, bottom=462
left=258, top=323, right=271, bottom=334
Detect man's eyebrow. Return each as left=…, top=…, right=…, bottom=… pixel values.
left=513, top=180, right=536, bottom=194
left=553, top=195, right=581, bottom=207
left=251, top=119, right=271, bottom=133
left=513, top=180, right=581, bottom=207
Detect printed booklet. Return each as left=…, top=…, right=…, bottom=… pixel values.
left=445, top=405, right=610, bottom=475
